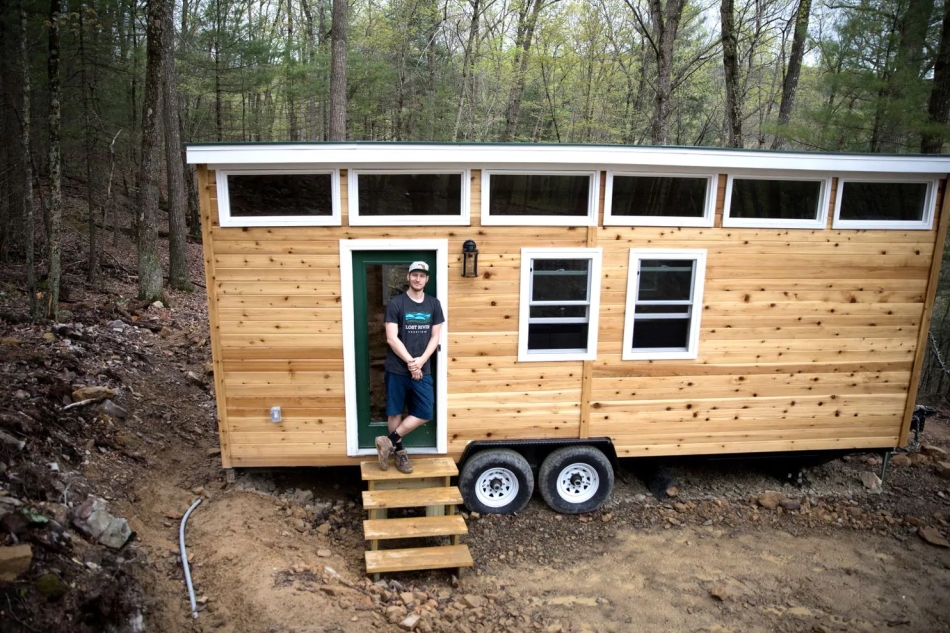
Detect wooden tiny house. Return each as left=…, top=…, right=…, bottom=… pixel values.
left=186, top=142, right=950, bottom=514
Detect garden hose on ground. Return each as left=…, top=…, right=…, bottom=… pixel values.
left=180, top=498, right=203, bottom=619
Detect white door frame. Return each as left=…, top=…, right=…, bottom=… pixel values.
left=340, top=239, right=449, bottom=456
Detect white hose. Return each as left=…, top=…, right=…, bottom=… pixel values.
left=179, top=498, right=203, bottom=619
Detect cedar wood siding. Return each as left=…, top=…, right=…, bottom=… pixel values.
left=197, top=165, right=948, bottom=468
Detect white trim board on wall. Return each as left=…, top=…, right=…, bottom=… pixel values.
left=339, top=239, right=450, bottom=457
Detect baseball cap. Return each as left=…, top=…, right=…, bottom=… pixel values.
left=408, top=261, right=429, bottom=274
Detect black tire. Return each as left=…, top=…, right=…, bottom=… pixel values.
left=459, top=449, right=534, bottom=515
left=539, top=445, right=614, bottom=514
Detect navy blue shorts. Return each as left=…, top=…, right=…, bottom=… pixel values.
left=385, top=372, right=434, bottom=420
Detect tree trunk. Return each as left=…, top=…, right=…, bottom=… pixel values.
left=162, top=0, right=190, bottom=290
left=922, top=0, right=950, bottom=153
left=301, top=0, right=318, bottom=140
left=20, top=3, right=37, bottom=319
left=648, top=0, right=685, bottom=145
left=137, top=0, right=166, bottom=301
left=720, top=0, right=741, bottom=148
left=46, top=0, right=64, bottom=319
left=286, top=0, right=298, bottom=140
left=80, top=2, right=100, bottom=284
left=214, top=0, right=223, bottom=141
left=453, top=0, right=481, bottom=141
left=772, top=0, right=811, bottom=150
left=502, top=0, right=547, bottom=142
left=329, top=0, right=347, bottom=140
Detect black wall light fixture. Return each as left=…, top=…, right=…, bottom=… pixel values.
left=462, top=240, right=479, bottom=278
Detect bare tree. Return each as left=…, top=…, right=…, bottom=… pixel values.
left=79, top=0, right=100, bottom=283
left=19, top=1, right=37, bottom=318
left=624, top=0, right=687, bottom=145
left=329, top=0, right=347, bottom=140
left=46, top=0, right=64, bottom=319
left=922, top=0, right=950, bottom=153
left=453, top=0, right=483, bottom=141
left=162, top=0, right=191, bottom=290
left=137, top=0, right=167, bottom=301
left=502, top=0, right=551, bottom=141
left=772, top=0, right=811, bottom=149
left=721, top=0, right=742, bottom=147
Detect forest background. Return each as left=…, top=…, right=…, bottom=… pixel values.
left=3, top=0, right=950, bottom=396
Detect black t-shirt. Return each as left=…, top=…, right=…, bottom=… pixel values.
left=384, top=292, right=445, bottom=376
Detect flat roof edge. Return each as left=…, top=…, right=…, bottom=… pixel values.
left=185, top=143, right=950, bottom=174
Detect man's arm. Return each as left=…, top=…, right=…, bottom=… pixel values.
left=385, top=322, right=414, bottom=365
left=417, top=322, right=442, bottom=366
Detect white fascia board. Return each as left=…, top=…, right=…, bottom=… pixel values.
left=186, top=143, right=950, bottom=175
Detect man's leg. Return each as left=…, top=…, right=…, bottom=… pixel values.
left=388, top=414, right=402, bottom=433
left=377, top=373, right=407, bottom=470
left=391, top=376, right=434, bottom=474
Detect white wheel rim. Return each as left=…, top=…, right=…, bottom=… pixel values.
left=474, top=467, right=520, bottom=508
left=555, top=462, right=599, bottom=504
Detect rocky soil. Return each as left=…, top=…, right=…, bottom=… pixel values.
left=1, top=234, right=949, bottom=632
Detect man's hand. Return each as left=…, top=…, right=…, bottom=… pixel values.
left=407, top=357, right=422, bottom=373
left=411, top=368, right=423, bottom=381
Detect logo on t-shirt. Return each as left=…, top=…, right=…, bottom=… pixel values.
left=405, top=312, right=432, bottom=325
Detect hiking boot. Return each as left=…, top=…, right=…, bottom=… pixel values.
left=375, top=436, right=393, bottom=471
left=394, top=449, right=413, bottom=474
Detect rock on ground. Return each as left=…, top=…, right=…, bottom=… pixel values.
left=0, top=544, right=33, bottom=582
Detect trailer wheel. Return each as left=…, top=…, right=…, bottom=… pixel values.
left=539, top=445, right=614, bottom=514
left=459, top=449, right=534, bottom=515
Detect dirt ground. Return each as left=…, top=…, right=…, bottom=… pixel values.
left=2, top=231, right=950, bottom=633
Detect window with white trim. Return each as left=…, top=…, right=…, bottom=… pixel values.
left=215, top=170, right=341, bottom=227
left=519, top=248, right=603, bottom=362
left=723, top=175, right=830, bottom=229
left=832, top=179, right=936, bottom=230
left=623, top=249, right=706, bottom=361
left=604, top=172, right=717, bottom=227
left=348, top=170, right=470, bottom=226
left=482, top=171, right=599, bottom=226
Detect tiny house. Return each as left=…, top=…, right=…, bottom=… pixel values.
left=185, top=143, right=950, bottom=514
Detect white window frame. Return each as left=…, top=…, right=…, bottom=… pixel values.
left=722, top=173, right=832, bottom=229
left=623, top=249, right=707, bottom=361
left=347, top=169, right=471, bottom=226
left=832, top=176, right=937, bottom=230
left=518, top=247, right=603, bottom=362
left=482, top=170, right=600, bottom=226
left=604, top=171, right=717, bottom=227
left=214, top=168, right=341, bottom=227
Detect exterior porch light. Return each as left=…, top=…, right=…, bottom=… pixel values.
left=462, top=240, right=479, bottom=278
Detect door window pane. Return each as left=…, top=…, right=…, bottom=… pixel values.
left=358, top=173, right=462, bottom=216
left=839, top=182, right=928, bottom=222
left=228, top=174, right=333, bottom=217
left=729, top=178, right=821, bottom=220
left=490, top=174, right=590, bottom=216
left=611, top=176, right=707, bottom=218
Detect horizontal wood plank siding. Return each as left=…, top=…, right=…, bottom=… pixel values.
left=200, top=162, right=947, bottom=466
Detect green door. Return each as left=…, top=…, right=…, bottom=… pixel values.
left=352, top=251, right=438, bottom=449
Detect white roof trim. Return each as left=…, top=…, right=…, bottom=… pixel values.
left=186, top=143, right=950, bottom=174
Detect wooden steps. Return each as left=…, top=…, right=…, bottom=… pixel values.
left=362, top=487, right=464, bottom=510
left=363, top=515, right=469, bottom=540
left=365, top=545, right=473, bottom=574
left=361, top=458, right=473, bottom=578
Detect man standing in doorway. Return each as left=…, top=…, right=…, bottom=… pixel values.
left=376, top=261, right=444, bottom=474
